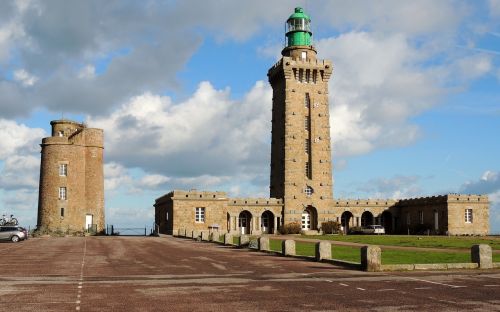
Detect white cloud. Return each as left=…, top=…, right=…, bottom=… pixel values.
left=89, top=80, right=271, bottom=180
left=355, top=175, right=423, bottom=199
left=13, top=69, right=38, bottom=86
left=0, top=119, right=46, bottom=159
left=455, top=54, right=493, bottom=80
left=0, top=155, right=39, bottom=190
left=104, top=162, right=132, bottom=191
left=138, top=174, right=170, bottom=188
left=489, top=0, right=500, bottom=16
left=318, top=32, right=440, bottom=157
left=78, top=65, right=95, bottom=79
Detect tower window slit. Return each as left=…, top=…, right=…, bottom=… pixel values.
left=304, top=93, right=310, bottom=108
left=305, top=70, right=310, bottom=83
left=299, top=69, right=304, bottom=82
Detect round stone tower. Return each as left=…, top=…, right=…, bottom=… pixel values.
left=37, top=120, right=105, bottom=234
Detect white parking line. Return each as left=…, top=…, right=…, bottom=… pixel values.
left=356, top=287, right=366, bottom=291
left=406, top=277, right=465, bottom=289
left=339, top=283, right=349, bottom=287
left=378, top=289, right=396, bottom=292
left=415, top=287, right=431, bottom=290
left=484, top=285, right=500, bottom=287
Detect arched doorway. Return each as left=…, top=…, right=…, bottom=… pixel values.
left=341, top=211, right=353, bottom=234
left=261, top=210, right=275, bottom=234
left=381, top=210, right=393, bottom=234
left=238, top=210, right=252, bottom=235
left=361, top=211, right=374, bottom=227
left=301, top=206, right=317, bottom=230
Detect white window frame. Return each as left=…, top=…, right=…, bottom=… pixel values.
left=59, top=164, right=67, bottom=176
left=195, top=207, right=205, bottom=223
left=59, top=187, right=67, bottom=200
left=304, top=186, right=313, bottom=197
left=465, top=208, right=473, bottom=223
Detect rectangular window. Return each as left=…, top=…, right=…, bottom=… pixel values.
left=312, top=70, right=317, bottom=84
left=304, top=93, right=310, bottom=108
left=305, top=70, right=310, bottom=83
left=299, top=69, right=304, bottom=82
left=59, top=187, right=67, bottom=200
left=465, top=208, right=473, bottom=223
left=195, top=207, right=205, bottom=223
left=301, top=51, right=307, bottom=60
left=419, top=211, right=424, bottom=224
left=60, top=208, right=64, bottom=217
left=59, top=164, right=67, bottom=176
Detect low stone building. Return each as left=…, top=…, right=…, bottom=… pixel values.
left=154, top=190, right=283, bottom=235
left=154, top=7, right=490, bottom=237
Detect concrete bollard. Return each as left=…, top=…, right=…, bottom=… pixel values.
left=201, top=231, right=209, bottom=241
left=315, top=241, right=332, bottom=261
left=224, top=233, right=233, bottom=245
left=471, top=244, right=493, bottom=269
left=282, top=240, right=296, bottom=256
left=191, top=230, right=199, bottom=239
left=211, top=232, right=220, bottom=243
left=259, top=237, right=270, bottom=251
left=240, top=235, right=250, bottom=246
left=361, top=245, right=381, bottom=272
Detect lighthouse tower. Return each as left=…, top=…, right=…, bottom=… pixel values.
left=268, top=7, right=333, bottom=231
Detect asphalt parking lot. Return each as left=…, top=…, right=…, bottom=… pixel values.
left=1, top=236, right=499, bottom=311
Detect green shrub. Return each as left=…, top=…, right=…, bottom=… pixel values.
left=279, top=222, right=302, bottom=234
left=321, top=221, right=341, bottom=234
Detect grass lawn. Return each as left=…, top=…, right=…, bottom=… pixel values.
left=303, top=235, right=500, bottom=250
left=233, top=236, right=240, bottom=245
left=269, top=239, right=500, bottom=264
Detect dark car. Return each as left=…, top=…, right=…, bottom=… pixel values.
left=0, top=226, right=28, bottom=242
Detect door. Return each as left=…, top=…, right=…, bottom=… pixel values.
left=301, top=211, right=310, bottom=230
left=85, top=214, right=93, bottom=230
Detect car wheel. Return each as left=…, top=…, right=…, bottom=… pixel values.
left=11, top=235, right=19, bottom=243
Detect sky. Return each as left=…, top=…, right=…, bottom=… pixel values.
left=0, top=0, right=499, bottom=232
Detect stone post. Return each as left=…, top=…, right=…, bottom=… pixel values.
left=172, top=229, right=178, bottom=236
left=361, top=245, right=381, bottom=272
left=201, top=231, right=209, bottom=241
left=282, top=240, right=296, bottom=256
left=471, top=244, right=493, bottom=269
left=191, top=230, right=199, bottom=239
left=315, top=241, right=331, bottom=261
left=240, top=235, right=250, bottom=246
left=274, top=216, right=278, bottom=233
left=211, top=232, right=220, bottom=243
left=225, top=233, right=233, bottom=245
left=182, top=229, right=187, bottom=237
left=259, top=237, right=270, bottom=251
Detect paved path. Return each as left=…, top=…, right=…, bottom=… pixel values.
left=1, top=236, right=500, bottom=311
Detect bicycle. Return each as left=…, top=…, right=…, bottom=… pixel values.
left=0, top=214, right=18, bottom=226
